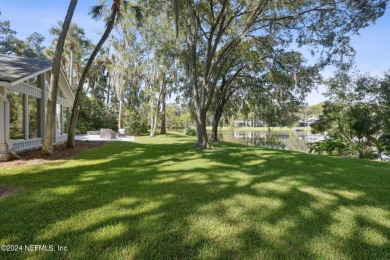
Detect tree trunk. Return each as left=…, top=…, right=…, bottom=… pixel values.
left=106, top=75, right=111, bottom=106
left=42, top=0, right=78, bottom=155
left=118, top=99, right=123, bottom=129
left=150, top=97, right=161, bottom=137
left=160, top=88, right=166, bottom=134
left=210, top=107, right=223, bottom=142
left=195, top=110, right=209, bottom=149
left=70, top=50, right=74, bottom=86
left=149, top=96, right=156, bottom=137
left=188, top=15, right=209, bottom=148
left=150, top=77, right=165, bottom=137
left=150, top=113, right=158, bottom=137
left=66, top=2, right=118, bottom=147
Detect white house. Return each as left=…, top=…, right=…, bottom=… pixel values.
left=307, top=117, right=318, bottom=125
left=0, top=54, right=74, bottom=161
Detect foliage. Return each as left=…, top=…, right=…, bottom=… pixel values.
left=123, top=109, right=148, bottom=136
left=76, top=95, right=118, bottom=134
left=178, top=0, right=386, bottom=148
left=7, top=92, right=24, bottom=139
left=308, top=134, right=348, bottom=156
left=378, top=134, right=390, bottom=150
left=375, top=133, right=390, bottom=159
left=0, top=20, right=16, bottom=54
left=165, top=103, right=194, bottom=130
left=47, top=22, right=92, bottom=86
left=209, top=43, right=320, bottom=141
left=67, top=0, right=144, bottom=147
left=0, top=20, right=46, bottom=59
left=310, top=102, right=385, bottom=159
left=310, top=70, right=389, bottom=160
left=298, top=102, right=324, bottom=121
left=185, top=128, right=196, bottom=136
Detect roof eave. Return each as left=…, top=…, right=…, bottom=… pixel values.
left=0, top=80, right=11, bottom=88
left=9, top=66, right=52, bottom=87
left=60, top=66, right=75, bottom=100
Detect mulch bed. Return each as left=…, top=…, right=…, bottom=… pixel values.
left=0, top=141, right=106, bottom=169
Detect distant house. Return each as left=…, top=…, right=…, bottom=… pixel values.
left=0, top=54, right=74, bottom=161
left=298, top=117, right=318, bottom=127
left=233, top=120, right=266, bottom=127
left=307, top=117, right=318, bottom=126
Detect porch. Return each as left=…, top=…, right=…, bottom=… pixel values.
left=0, top=54, right=74, bottom=160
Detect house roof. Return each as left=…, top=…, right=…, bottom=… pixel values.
left=0, top=54, right=74, bottom=105
left=0, top=54, right=52, bottom=84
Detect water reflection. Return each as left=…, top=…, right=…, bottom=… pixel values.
left=214, top=129, right=325, bottom=152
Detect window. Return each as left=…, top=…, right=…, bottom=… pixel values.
left=63, top=107, right=69, bottom=134
left=8, top=91, right=25, bottom=140
left=28, top=96, right=41, bottom=139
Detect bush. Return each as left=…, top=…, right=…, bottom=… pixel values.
left=124, top=110, right=148, bottom=136
left=374, top=133, right=390, bottom=160
left=308, top=134, right=348, bottom=156
left=76, top=96, right=118, bottom=134
left=185, top=128, right=196, bottom=136
left=378, top=133, right=390, bottom=150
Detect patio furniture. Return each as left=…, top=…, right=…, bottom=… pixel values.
left=100, top=128, right=117, bottom=139
left=87, top=131, right=100, bottom=135
left=118, top=128, right=126, bottom=138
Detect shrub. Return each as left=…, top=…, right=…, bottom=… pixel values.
left=76, top=96, right=117, bottom=134
left=308, top=134, right=348, bottom=156
left=374, top=133, right=390, bottom=160
left=124, top=110, right=148, bottom=136
left=185, top=128, right=196, bottom=136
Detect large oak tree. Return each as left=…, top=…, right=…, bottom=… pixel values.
left=181, top=0, right=386, bottom=149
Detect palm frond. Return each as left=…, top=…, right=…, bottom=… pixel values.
left=89, top=5, right=104, bottom=20
left=131, top=5, right=143, bottom=23
left=121, top=0, right=130, bottom=10
left=115, top=0, right=128, bottom=22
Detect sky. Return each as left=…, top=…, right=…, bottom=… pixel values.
left=1, top=0, right=390, bottom=105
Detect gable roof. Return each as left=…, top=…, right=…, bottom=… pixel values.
left=0, top=54, right=52, bottom=85
left=0, top=54, right=74, bottom=105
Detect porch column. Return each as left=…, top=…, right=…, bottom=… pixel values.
left=53, top=104, right=57, bottom=142
left=65, top=107, right=70, bottom=132
left=37, top=74, right=46, bottom=138
left=0, top=85, right=12, bottom=161
left=23, top=94, right=29, bottom=140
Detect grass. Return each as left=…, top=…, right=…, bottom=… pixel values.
left=0, top=132, right=389, bottom=259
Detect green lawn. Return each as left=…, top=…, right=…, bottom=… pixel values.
left=0, top=133, right=389, bottom=259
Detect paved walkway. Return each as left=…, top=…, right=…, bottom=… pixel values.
left=75, top=135, right=136, bottom=142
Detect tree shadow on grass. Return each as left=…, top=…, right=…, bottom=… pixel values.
left=0, top=136, right=389, bottom=259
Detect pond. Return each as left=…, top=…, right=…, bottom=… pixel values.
left=211, top=129, right=325, bottom=153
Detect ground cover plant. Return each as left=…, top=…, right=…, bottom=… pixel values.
left=0, top=133, right=389, bottom=259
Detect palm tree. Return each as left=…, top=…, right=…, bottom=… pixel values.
left=49, top=22, right=91, bottom=88
left=42, top=0, right=78, bottom=155
left=66, top=0, right=141, bottom=147
left=86, top=55, right=109, bottom=102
